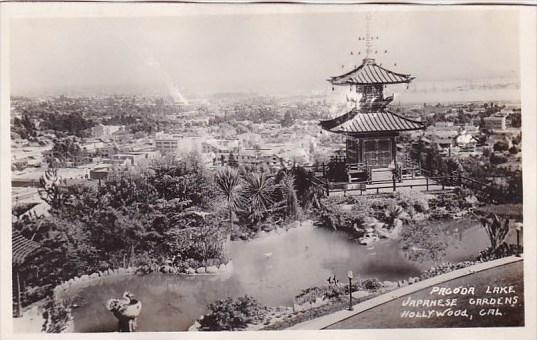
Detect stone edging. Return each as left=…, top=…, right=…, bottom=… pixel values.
left=287, top=255, right=523, bottom=330
left=53, top=261, right=234, bottom=303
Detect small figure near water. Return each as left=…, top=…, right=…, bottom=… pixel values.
left=327, top=274, right=340, bottom=286
left=106, top=291, right=142, bottom=332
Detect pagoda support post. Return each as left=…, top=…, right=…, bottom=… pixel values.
left=391, top=136, right=397, bottom=167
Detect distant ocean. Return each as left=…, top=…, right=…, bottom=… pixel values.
left=398, top=88, right=520, bottom=104
left=398, top=79, right=520, bottom=104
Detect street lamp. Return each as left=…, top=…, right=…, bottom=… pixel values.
left=514, top=223, right=523, bottom=257
left=347, top=270, right=353, bottom=311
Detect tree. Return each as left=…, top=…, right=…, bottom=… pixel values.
left=242, top=172, right=277, bottom=225
left=509, top=146, right=519, bottom=155
left=215, top=167, right=243, bottom=232
left=280, top=111, right=295, bottom=128
left=510, top=112, right=521, bottom=128
left=291, top=166, right=324, bottom=210
left=12, top=114, right=37, bottom=140
left=480, top=214, right=509, bottom=251
left=493, top=141, right=509, bottom=152
left=146, top=154, right=212, bottom=207
left=490, top=153, right=508, bottom=165
left=279, top=172, right=301, bottom=220
left=383, top=204, right=405, bottom=230
left=46, top=137, right=85, bottom=166
left=39, top=169, right=69, bottom=210
left=41, top=112, right=94, bottom=137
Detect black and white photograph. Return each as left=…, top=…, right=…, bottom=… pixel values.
left=1, top=2, right=536, bottom=339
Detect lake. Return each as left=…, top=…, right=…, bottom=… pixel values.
left=70, top=219, right=490, bottom=332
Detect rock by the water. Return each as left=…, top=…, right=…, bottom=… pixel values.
left=262, top=224, right=274, bottom=232
left=206, top=266, right=218, bottom=273
left=196, top=267, right=206, bottom=274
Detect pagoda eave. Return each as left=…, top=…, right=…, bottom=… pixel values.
left=329, top=58, right=414, bottom=86
left=320, top=109, right=425, bottom=135
left=328, top=76, right=415, bottom=86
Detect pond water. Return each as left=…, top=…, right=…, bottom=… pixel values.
left=71, top=219, right=490, bottom=332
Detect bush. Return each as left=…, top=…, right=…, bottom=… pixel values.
left=490, top=153, right=508, bottom=165
left=22, top=285, right=53, bottom=306
left=419, top=261, right=477, bottom=280
left=396, top=192, right=430, bottom=214
left=493, top=141, right=509, bottom=152
left=42, top=300, right=73, bottom=333
left=294, top=285, right=345, bottom=305
left=316, top=197, right=366, bottom=236
left=198, top=295, right=269, bottom=331
left=360, top=278, right=382, bottom=291
left=477, top=243, right=523, bottom=262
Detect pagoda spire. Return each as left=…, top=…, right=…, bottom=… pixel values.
left=365, top=13, right=373, bottom=58
left=357, top=13, right=380, bottom=62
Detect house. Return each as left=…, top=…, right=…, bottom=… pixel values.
left=109, top=150, right=160, bottom=167
left=483, top=116, right=506, bottom=130
left=154, top=132, right=204, bottom=155
left=91, top=124, right=125, bottom=138
left=455, top=131, right=477, bottom=152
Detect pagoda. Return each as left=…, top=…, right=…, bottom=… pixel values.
left=320, top=19, right=424, bottom=183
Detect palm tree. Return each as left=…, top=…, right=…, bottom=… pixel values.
left=214, top=167, right=243, bottom=232
left=242, top=172, right=277, bottom=224
left=480, top=213, right=509, bottom=251
left=384, top=204, right=405, bottom=230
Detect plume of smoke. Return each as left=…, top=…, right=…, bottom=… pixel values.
left=145, top=57, right=189, bottom=105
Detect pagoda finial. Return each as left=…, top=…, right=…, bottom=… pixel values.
left=358, top=13, right=381, bottom=63
left=365, top=13, right=372, bottom=58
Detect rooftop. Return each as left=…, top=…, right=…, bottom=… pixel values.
left=320, top=108, right=424, bottom=134
left=329, top=58, right=414, bottom=86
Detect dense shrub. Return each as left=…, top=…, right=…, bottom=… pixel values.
left=360, top=278, right=382, bottom=291
left=477, top=243, right=523, bottom=262
left=419, top=261, right=477, bottom=280
left=42, top=300, right=73, bottom=333
left=316, top=197, right=366, bottom=236
left=198, top=295, right=269, bottom=331
left=395, top=192, right=430, bottom=215
left=22, top=285, right=53, bottom=306
left=294, top=285, right=345, bottom=305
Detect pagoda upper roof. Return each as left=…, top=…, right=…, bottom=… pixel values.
left=320, top=108, right=425, bottom=135
left=329, top=58, right=414, bottom=86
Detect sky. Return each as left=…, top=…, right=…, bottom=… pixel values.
left=9, top=6, right=520, bottom=97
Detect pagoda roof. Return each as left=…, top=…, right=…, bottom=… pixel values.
left=329, top=58, right=414, bottom=86
left=320, top=108, right=425, bottom=135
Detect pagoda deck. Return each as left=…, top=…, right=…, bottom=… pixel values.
left=326, top=175, right=454, bottom=197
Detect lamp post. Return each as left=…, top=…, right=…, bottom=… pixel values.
left=347, top=270, right=353, bottom=311
left=514, top=223, right=523, bottom=257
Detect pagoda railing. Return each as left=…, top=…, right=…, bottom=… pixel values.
left=298, top=161, right=506, bottom=200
